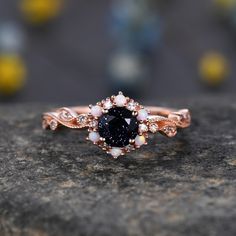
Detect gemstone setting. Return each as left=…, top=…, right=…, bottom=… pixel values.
left=98, top=107, right=139, bottom=147
left=87, top=92, right=149, bottom=158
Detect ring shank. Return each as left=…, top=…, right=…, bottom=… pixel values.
left=43, top=105, right=191, bottom=133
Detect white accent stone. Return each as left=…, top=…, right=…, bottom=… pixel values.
left=90, top=120, right=98, bottom=128
left=89, top=132, right=100, bottom=143
left=60, top=110, right=73, bottom=120
left=77, top=115, right=87, bottom=125
left=149, top=123, right=159, bottom=133
left=137, top=109, right=148, bottom=121
left=114, top=94, right=127, bottom=107
left=139, top=124, right=148, bottom=133
left=49, top=120, right=58, bottom=130
left=110, top=148, right=122, bottom=158
left=135, top=135, right=146, bottom=146
left=103, top=99, right=113, bottom=110
left=127, top=101, right=137, bottom=111
left=91, top=105, right=102, bottom=117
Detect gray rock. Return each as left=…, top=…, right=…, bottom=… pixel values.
left=0, top=97, right=236, bottom=236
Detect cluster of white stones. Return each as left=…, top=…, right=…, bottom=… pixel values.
left=88, top=92, right=149, bottom=158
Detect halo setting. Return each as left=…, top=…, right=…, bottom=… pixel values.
left=42, top=91, right=191, bottom=159
left=88, top=92, right=148, bottom=158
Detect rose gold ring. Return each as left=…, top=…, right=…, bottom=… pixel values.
left=42, top=92, right=191, bottom=158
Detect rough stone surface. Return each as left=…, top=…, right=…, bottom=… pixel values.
left=0, top=97, right=236, bottom=236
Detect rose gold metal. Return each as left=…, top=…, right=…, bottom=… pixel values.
left=43, top=106, right=190, bottom=131
left=42, top=92, right=191, bottom=158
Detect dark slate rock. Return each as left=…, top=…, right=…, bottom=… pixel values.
left=0, top=97, right=236, bottom=236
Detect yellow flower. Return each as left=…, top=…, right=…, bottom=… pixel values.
left=214, top=0, right=236, bottom=11
left=199, top=52, right=229, bottom=86
left=20, top=0, right=63, bottom=25
left=0, top=54, right=27, bottom=95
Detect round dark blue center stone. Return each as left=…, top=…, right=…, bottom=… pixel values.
left=98, top=107, right=139, bottom=147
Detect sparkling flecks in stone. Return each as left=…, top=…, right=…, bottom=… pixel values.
left=98, top=107, right=139, bottom=147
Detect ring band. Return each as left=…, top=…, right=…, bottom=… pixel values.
left=42, top=92, right=191, bottom=158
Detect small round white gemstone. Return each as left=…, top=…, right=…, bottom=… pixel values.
left=137, top=109, right=148, bottom=121
left=90, top=120, right=98, bottom=128
left=135, top=135, right=146, bottom=146
left=110, top=148, right=122, bottom=158
left=91, top=105, right=102, bottom=117
left=114, top=94, right=127, bottom=107
left=60, top=110, right=73, bottom=120
left=139, top=124, right=148, bottom=133
left=89, top=132, right=100, bottom=143
left=127, top=101, right=137, bottom=111
left=103, top=99, right=113, bottom=109
left=77, top=115, right=87, bottom=125
left=149, top=123, right=159, bottom=133
left=49, top=120, right=58, bottom=131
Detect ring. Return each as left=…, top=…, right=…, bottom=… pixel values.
left=42, top=92, right=191, bottom=158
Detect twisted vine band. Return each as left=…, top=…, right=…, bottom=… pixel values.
left=42, top=92, right=191, bottom=158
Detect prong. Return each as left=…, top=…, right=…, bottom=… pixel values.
left=132, top=111, right=138, bottom=116
left=100, top=137, right=105, bottom=142
left=102, top=109, right=108, bottom=113
left=118, top=91, right=123, bottom=95
left=129, top=139, right=135, bottom=144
